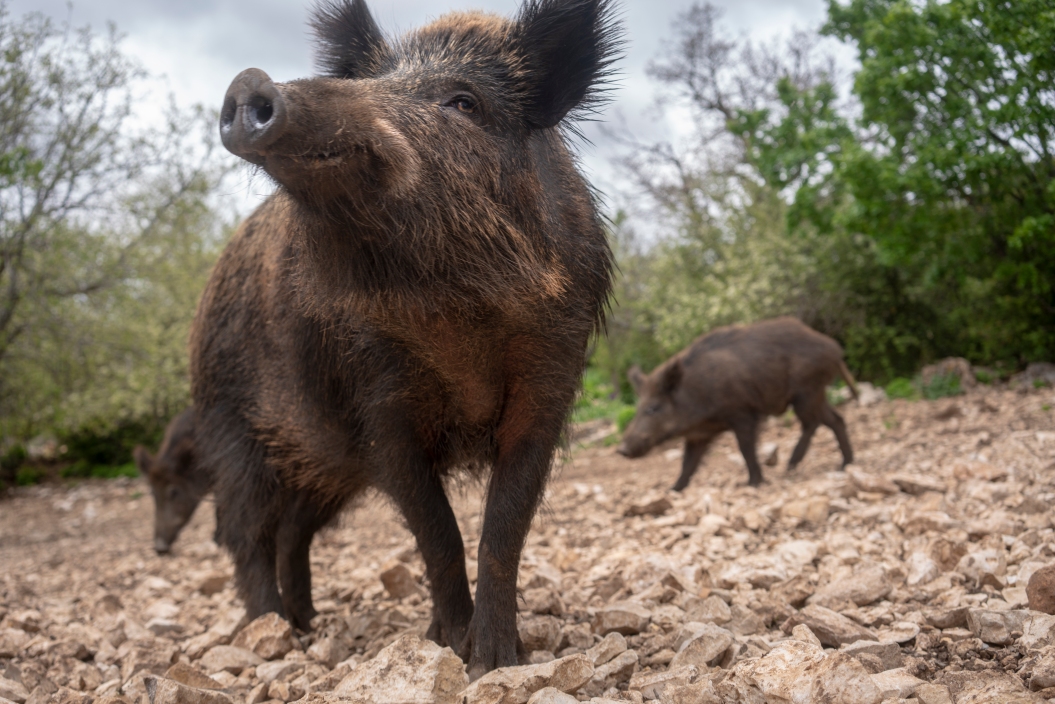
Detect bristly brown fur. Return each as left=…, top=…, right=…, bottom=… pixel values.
left=192, top=0, right=621, bottom=678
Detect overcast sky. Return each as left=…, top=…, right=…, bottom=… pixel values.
left=10, top=0, right=847, bottom=212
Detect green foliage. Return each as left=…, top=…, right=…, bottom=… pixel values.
left=974, top=369, right=994, bottom=385
left=616, top=406, right=636, bottom=433
left=0, top=6, right=235, bottom=449
left=921, top=374, right=962, bottom=400
left=1035, top=379, right=1051, bottom=389
left=15, top=465, right=42, bottom=486
left=573, top=367, right=635, bottom=425
left=885, top=378, right=919, bottom=400
left=61, top=459, right=138, bottom=480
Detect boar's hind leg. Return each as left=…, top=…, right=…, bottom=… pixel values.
left=672, top=436, right=714, bottom=492
left=277, top=493, right=338, bottom=631
left=730, top=416, right=764, bottom=487
left=822, top=404, right=854, bottom=468
left=382, top=459, right=473, bottom=652
left=787, top=393, right=822, bottom=472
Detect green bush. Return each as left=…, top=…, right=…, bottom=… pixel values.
left=15, top=466, right=44, bottom=486
left=922, top=373, right=962, bottom=400
left=616, top=406, right=637, bottom=432
left=975, top=369, right=994, bottom=385
left=885, top=378, right=919, bottom=400
left=60, top=419, right=163, bottom=468
left=60, top=459, right=93, bottom=479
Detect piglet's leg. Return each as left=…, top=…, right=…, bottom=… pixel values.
left=461, top=379, right=566, bottom=680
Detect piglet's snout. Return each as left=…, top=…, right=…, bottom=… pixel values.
left=220, top=68, right=288, bottom=162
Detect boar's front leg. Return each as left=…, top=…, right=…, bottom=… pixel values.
left=672, top=435, right=715, bottom=492
left=381, top=445, right=474, bottom=651
left=461, top=389, right=564, bottom=679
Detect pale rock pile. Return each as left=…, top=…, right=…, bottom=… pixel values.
left=1, top=384, right=1054, bottom=703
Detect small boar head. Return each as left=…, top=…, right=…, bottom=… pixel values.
left=134, top=445, right=206, bottom=554
left=617, top=360, right=691, bottom=458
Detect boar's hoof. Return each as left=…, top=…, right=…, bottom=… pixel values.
left=786, top=462, right=799, bottom=473
left=459, top=619, right=521, bottom=681
left=154, top=538, right=172, bottom=554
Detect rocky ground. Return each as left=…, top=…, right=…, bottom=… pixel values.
left=2, top=383, right=1055, bottom=704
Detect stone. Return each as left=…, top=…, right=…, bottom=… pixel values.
left=735, top=639, right=881, bottom=704
left=584, top=633, right=627, bottom=666
left=783, top=604, right=878, bottom=647
left=184, top=608, right=248, bottom=660
left=966, top=608, right=1029, bottom=645
left=118, top=639, right=180, bottom=683
left=523, top=588, right=563, bottom=617
left=559, top=623, right=593, bottom=651
left=914, top=683, right=954, bottom=704
left=256, top=660, right=302, bottom=685
left=0, top=630, right=30, bottom=659
left=1031, top=651, right=1055, bottom=689
left=937, top=670, right=1043, bottom=703
left=847, top=466, right=900, bottom=495
left=841, top=640, right=904, bottom=672
left=760, top=442, right=779, bottom=466
left=870, top=668, right=924, bottom=700
left=519, top=616, right=562, bottom=654
left=146, top=619, right=184, bottom=637
left=197, top=572, right=229, bottom=597
left=144, top=677, right=233, bottom=704
left=1027, top=565, right=1055, bottom=614
left=808, top=561, right=891, bottom=607
left=4, top=610, right=41, bottom=633
left=459, top=654, right=593, bottom=704
left=958, top=550, right=1007, bottom=589
left=306, top=637, right=349, bottom=669
left=855, top=383, right=886, bottom=407
left=0, top=679, right=28, bottom=704
left=525, top=688, right=577, bottom=704
left=682, top=596, right=730, bottom=625
left=163, top=663, right=223, bottom=691
left=906, top=552, right=941, bottom=587
left=876, top=620, right=921, bottom=644
left=780, top=497, right=830, bottom=523
left=889, top=473, right=946, bottom=495
left=584, top=650, right=638, bottom=695
left=592, top=601, right=650, bottom=636
left=379, top=562, right=423, bottom=600
left=791, top=624, right=822, bottom=648
left=627, top=665, right=698, bottom=700
left=334, top=635, right=468, bottom=704
left=1019, top=612, right=1055, bottom=650
left=197, top=645, right=263, bottom=675
left=230, top=613, right=296, bottom=660
left=668, top=623, right=734, bottom=670
left=924, top=606, right=969, bottom=630
left=624, top=496, right=672, bottom=517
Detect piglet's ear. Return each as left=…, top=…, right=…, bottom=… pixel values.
left=311, top=0, right=389, bottom=78
left=513, top=0, right=622, bottom=129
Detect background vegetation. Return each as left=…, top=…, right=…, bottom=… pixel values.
left=1, top=0, right=1051, bottom=483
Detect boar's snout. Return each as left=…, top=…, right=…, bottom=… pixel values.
left=220, top=68, right=288, bottom=163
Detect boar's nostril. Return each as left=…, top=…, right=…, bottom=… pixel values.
left=219, top=68, right=287, bottom=162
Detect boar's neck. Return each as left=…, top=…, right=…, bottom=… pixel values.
left=277, top=190, right=569, bottom=321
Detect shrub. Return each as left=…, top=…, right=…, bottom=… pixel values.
left=921, top=373, right=963, bottom=400
left=885, top=378, right=919, bottom=400
left=616, top=406, right=637, bottom=432
left=15, top=466, right=44, bottom=486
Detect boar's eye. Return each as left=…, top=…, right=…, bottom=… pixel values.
left=644, top=403, right=662, bottom=416
left=444, top=95, right=477, bottom=115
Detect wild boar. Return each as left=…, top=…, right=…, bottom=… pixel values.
left=192, top=0, right=620, bottom=677
left=618, top=317, right=856, bottom=489
left=133, top=408, right=210, bottom=554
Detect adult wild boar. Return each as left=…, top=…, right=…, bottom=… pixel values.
left=192, top=0, right=620, bottom=677
left=133, top=408, right=209, bottom=554
left=618, top=317, right=856, bottom=489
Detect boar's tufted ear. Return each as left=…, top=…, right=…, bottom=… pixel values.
left=133, top=446, right=154, bottom=476
left=659, top=360, right=682, bottom=395
left=513, top=0, right=623, bottom=129
left=311, top=0, right=388, bottom=78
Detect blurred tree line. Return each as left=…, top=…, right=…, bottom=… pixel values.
left=0, top=3, right=234, bottom=481
left=595, top=0, right=1055, bottom=399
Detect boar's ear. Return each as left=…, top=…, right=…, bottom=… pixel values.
left=659, top=360, right=682, bottom=395
left=133, top=446, right=154, bottom=476
left=311, top=0, right=388, bottom=78
left=513, top=0, right=623, bottom=129
left=627, top=365, right=644, bottom=395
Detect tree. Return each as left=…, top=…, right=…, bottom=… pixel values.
left=0, top=4, right=234, bottom=443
